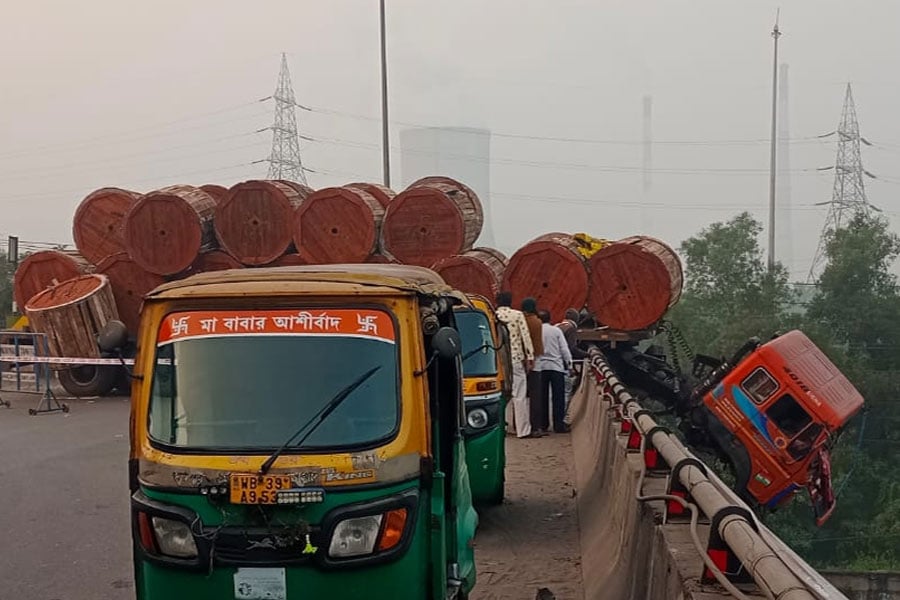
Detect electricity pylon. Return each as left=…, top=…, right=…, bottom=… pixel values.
left=266, top=53, right=308, bottom=185
left=807, top=83, right=875, bottom=282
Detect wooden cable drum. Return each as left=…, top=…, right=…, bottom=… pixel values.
left=501, top=233, right=589, bottom=322
left=293, top=186, right=385, bottom=264
left=124, top=184, right=217, bottom=276
left=215, top=180, right=310, bottom=266
left=270, top=253, right=310, bottom=267
left=276, top=180, right=315, bottom=197
left=344, top=182, right=396, bottom=208
left=199, top=184, right=229, bottom=205
left=432, top=247, right=508, bottom=300
left=409, top=175, right=480, bottom=198
left=72, top=187, right=140, bottom=265
left=586, top=235, right=683, bottom=331
left=13, top=249, right=92, bottom=311
left=623, top=236, right=683, bottom=307
left=380, top=178, right=483, bottom=267
left=95, top=252, right=166, bottom=336
left=24, top=274, right=119, bottom=360
left=192, top=249, right=244, bottom=273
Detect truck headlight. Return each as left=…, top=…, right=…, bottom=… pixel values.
left=467, top=408, right=489, bottom=429
left=328, top=515, right=383, bottom=558
left=151, top=516, right=198, bottom=559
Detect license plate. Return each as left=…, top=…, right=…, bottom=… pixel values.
left=229, top=474, right=293, bottom=504
left=234, top=567, right=286, bottom=600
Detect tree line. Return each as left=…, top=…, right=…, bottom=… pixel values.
left=668, top=211, right=900, bottom=570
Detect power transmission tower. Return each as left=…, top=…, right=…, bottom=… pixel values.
left=807, top=83, right=874, bottom=282
left=266, top=53, right=308, bottom=185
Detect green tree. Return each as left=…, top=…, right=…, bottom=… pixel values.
left=807, top=212, right=900, bottom=369
left=668, top=212, right=793, bottom=356
left=766, top=213, right=900, bottom=570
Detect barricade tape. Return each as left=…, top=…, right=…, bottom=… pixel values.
left=0, top=356, right=135, bottom=366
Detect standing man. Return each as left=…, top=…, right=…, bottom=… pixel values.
left=521, top=297, right=546, bottom=437
left=495, top=291, right=535, bottom=439
left=537, top=309, right=573, bottom=433
left=557, top=308, right=589, bottom=399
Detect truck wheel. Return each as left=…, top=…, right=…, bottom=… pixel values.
left=58, top=365, right=118, bottom=397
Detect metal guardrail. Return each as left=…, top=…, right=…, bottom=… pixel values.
left=586, top=347, right=845, bottom=600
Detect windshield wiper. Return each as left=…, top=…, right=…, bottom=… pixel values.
left=258, top=365, right=381, bottom=475
left=461, top=343, right=492, bottom=362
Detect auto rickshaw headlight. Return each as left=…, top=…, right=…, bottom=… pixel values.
left=328, top=514, right=383, bottom=558
left=467, top=408, right=489, bottom=429
left=151, top=516, right=198, bottom=559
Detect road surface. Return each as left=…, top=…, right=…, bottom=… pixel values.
left=0, top=393, right=133, bottom=600
left=0, top=391, right=583, bottom=599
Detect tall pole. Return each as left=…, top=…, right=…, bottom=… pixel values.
left=767, top=12, right=781, bottom=272
left=379, top=0, right=391, bottom=188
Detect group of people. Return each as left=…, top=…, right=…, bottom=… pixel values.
left=494, top=291, right=589, bottom=439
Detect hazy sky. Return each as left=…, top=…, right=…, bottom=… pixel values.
left=3, top=0, right=900, bottom=279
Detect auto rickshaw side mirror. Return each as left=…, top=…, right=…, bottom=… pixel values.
left=98, top=320, right=128, bottom=353
left=432, top=327, right=462, bottom=360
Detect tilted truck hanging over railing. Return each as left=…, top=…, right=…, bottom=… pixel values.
left=581, top=327, right=865, bottom=526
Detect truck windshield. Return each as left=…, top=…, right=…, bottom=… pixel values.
left=147, top=308, right=399, bottom=451
left=457, top=309, right=498, bottom=378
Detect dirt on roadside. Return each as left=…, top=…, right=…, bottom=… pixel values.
left=470, top=433, right=584, bottom=600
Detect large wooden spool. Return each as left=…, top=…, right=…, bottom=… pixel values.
left=276, top=180, right=316, bottom=197
left=125, top=184, right=217, bottom=276
left=72, top=187, right=140, bottom=265
left=432, top=247, right=508, bottom=300
left=215, top=180, right=311, bottom=266
left=587, top=236, right=683, bottom=330
left=199, top=184, right=229, bottom=205
left=501, top=233, right=589, bottom=322
left=95, top=252, right=165, bottom=336
left=293, top=187, right=385, bottom=264
left=192, top=249, right=243, bottom=273
left=380, top=177, right=483, bottom=267
left=345, top=182, right=396, bottom=208
left=13, top=250, right=92, bottom=310
left=24, top=274, right=119, bottom=360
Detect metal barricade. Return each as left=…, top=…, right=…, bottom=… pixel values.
left=0, top=330, right=68, bottom=414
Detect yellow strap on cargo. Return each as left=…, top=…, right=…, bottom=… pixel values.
left=572, top=233, right=611, bottom=259
left=10, top=315, right=29, bottom=331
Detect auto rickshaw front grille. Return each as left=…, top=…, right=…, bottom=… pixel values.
left=208, top=526, right=324, bottom=566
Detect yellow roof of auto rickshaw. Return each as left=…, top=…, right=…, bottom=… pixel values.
left=146, top=264, right=467, bottom=301
left=463, top=293, right=494, bottom=312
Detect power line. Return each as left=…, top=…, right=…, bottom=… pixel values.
left=2, top=161, right=261, bottom=202
left=0, top=135, right=268, bottom=180
left=299, top=132, right=832, bottom=176
left=0, top=99, right=271, bottom=161
left=300, top=103, right=839, bottom=147
left=491, top=191, right=831, bottom=211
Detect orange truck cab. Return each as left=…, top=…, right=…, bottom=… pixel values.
left=700, top=330, right=864, bottom=525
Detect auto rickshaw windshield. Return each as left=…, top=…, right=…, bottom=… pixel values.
left=147, top=308, right=400, bottom=451
left=457, top=310, right=497, bottom=378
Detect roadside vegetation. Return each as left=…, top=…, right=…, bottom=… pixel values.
left=668, top=211, right=900, bottom=571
